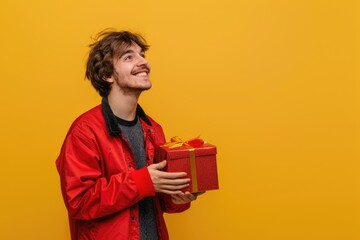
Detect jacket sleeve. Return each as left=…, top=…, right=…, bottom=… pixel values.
left=56, top=124, right=155, bottom=220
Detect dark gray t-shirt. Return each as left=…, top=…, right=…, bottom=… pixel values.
left=117, top=116, right=158, bottom=240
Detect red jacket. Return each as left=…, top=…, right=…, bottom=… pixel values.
left=56, top=98, right=190, bottom=240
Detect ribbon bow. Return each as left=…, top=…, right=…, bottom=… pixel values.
left=162, top=136, right=205, bottom=149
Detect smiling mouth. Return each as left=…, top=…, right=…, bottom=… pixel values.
left=132, top=67, right=150, bottom=77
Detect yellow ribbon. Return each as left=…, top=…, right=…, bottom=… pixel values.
left=162, top=136, right=204, bottom=149
left=189, top=149, right=198, bottom=192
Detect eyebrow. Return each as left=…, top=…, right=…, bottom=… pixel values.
left=118, top=49, right=134, bottom=58
left=118, top=49, right=145, bottom=59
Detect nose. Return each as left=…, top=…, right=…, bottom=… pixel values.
left=137, top=54, right=149, bottom=67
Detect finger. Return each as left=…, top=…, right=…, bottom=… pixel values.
left=155, top=181, right=190, bottom=191
left=157, top=178, right=190, bottom=185
left=183, top=192, right=197, bottom=201
left=158, top=171, right=188, bottom=179
left=162, top=189, right=185, bottom=195
left=174, top=193, right=192, bottom=203
left=195, top=191, right=206, bottom=196
left=154, top=181, right=189, bottom=194
left=171, top=194, right=185, bottom=204
left=157, top=183, right=190, bottom=191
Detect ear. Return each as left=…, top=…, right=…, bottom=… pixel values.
left=103, top=75, right=114, bottom=83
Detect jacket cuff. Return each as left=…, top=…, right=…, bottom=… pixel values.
left=131, top=168, right=155, bottom=198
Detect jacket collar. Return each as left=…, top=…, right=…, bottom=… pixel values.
left=101, top=97, right=152, bottom=136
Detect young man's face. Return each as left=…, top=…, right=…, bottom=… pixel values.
left=108, top=42, right=151, bottom=93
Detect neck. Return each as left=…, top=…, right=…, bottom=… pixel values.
left=107, top=89, right=141, bottom=121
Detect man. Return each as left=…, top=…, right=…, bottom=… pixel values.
left=56, top=30, right=200, bottom=240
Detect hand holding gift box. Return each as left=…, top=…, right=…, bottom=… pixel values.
left=156, top=136, right=219, bottom=193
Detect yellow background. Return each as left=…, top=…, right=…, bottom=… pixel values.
left=0, top=0, right=359, bottom=239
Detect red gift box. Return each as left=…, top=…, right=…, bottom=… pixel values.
left=156, top=137, right=219, bottom=193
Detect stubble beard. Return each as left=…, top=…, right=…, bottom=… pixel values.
left=114, top=76, right=152, bottom=96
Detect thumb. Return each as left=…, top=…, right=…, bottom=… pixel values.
left=152, top=160, right=167, bottom=170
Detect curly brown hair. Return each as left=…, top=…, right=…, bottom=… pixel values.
left=85, top=30, right=149, bottom=96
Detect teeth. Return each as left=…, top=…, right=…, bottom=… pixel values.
left=135, top=72, right=147, bottom=76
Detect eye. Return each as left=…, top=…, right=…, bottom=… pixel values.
left=123, top=54, right=133, bottom=61
left=140, top=52, right=146, bottom=58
